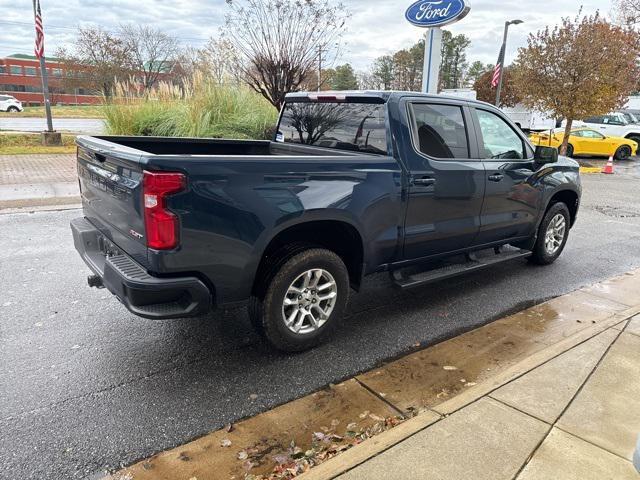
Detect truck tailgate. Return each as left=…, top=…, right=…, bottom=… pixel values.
left=76, top=137, right=149, bottom=266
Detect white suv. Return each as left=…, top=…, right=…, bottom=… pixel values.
left=571, top=113, right=640, bottom=146
left=0, top=95, right=23, bottom=112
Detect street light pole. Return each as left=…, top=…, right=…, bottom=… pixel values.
left=495, top=19, right=523, bottom=107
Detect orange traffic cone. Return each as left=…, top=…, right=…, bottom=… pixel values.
left=602, top=156, right=614, bottom=174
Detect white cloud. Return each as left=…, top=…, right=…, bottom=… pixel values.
left=0, top=0, right=613, bottom=72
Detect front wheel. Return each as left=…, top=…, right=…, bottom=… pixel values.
left=529, top=202, right=571, bottom=265
left=614, top=145, right=632, bottom=161
left=6, top=106, right=19, bottom=112
left=249, top=248, right=349, bottom=352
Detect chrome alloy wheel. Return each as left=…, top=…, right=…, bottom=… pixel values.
left=544, top=213, right=566, bottom=255
left=282, top=269, right=337, bottom=335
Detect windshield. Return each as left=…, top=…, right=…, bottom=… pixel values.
left=623, top=112, right=639, bottom=124
left=277, top=102, right=388, bottom=155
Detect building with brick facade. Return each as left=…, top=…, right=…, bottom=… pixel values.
left=0, top=54, right=101, bottom=106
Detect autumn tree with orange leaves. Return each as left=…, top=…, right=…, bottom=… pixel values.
left=512, top=12, right=640, bottom=155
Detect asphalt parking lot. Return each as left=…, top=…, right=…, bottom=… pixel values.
left=1, top=161, right=640, bottom=479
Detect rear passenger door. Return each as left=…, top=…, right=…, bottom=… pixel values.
left=471, top=107, right=540, bottom=246
left=401, top=99, right=486, bottom=260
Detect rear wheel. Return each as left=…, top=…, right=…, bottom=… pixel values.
left=615, top=145, right=632, bottom=161
left=249, top=248, right=349, bottom=352
left=529, top=202, right=571, bottom=265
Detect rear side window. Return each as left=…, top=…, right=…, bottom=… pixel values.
left=277, top=102, right=387, bottom=154
left=583, top=116, right=603, bottom=124
left=410, top=103, right=469, bottom=159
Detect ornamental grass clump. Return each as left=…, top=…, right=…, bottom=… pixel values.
left=102, top=73, right=278, bottom=139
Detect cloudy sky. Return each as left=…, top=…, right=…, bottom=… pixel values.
left=0, top=0, right=613, bottom=71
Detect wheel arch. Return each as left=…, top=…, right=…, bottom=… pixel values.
left=251, top=218, right=365, bottom=296
left=545, top=189, right=579, bottom=227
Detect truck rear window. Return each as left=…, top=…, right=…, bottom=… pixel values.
left=277, top=102, right=387, bottom=154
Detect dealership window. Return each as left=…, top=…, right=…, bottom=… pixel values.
left=0, top=65, right=6, bottom=74
left=9, top=66, right=22, bottom=75
left=25, top=67, right=37, bottom=76
left=53, top=68, right=62, bottom=77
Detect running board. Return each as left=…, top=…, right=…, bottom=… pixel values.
left=391, top=247, right=532, bottom=289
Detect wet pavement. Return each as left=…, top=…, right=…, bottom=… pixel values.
left=1, top=165, right=640, bottom=479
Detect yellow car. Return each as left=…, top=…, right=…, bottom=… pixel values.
left=529, top=128, right=638, bottom=160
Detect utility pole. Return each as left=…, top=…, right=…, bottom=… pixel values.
left=32, top=0, right=58, bottom=144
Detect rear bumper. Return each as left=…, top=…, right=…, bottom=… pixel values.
left=71, top=217, right=211, bottom=319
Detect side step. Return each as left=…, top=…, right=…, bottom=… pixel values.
left=391, top=247, right=531, bottom=289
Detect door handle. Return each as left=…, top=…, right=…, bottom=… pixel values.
left=412, top=176, right=436, bottom=186
left=488, top=173, right=504, bottom=182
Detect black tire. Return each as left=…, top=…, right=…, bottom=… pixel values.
left=565, top=144, right=574, bottom=158
left=614, top=145, right=632, bottom=161
left=6, top=106, right=19, bottom=112
left=249, top=248, right=349, bottom=352
left=529, top=202, right=571, bottom=265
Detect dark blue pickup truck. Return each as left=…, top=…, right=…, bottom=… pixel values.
left=71, top=91, right=581, bottom=351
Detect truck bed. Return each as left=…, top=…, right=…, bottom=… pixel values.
left=83, top=136, right=362, bottom=157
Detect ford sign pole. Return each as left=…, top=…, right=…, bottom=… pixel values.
left=406, top=1, right=471, bottom=94
left=421, top=28, right=443, bottom=93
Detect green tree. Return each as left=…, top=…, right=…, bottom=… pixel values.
left=371, top=55, right=394, bottom=90
left=513, top=12, right=640, bottom=154
left=330, top=64, right=358, bottom=90
left=439, top=30, right=471, bottom=90
left=465, top=61, right=492, bottom=88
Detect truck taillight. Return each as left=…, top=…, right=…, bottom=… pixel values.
left=143, top=171, right=186, bottom=250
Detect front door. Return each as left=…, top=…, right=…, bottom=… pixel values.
left=472, top=107, right=540, bottom=246
left=402, top=101, right=485, bottom=260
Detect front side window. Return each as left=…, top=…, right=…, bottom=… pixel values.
left=603, top=115, right=625, bottom=126
left=580, top=129, right=605, bottom=139
left=410, top=103, right=469, bottom=159
left=278, top=102, right=387, bottom=154
left=476, top=109, right=525, bottom=160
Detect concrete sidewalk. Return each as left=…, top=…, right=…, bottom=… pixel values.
left=0, top=153, right=79, bottom=210
left=335, top=316, right=640, bottom=480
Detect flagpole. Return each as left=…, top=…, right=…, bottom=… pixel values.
left=32, top=0, right=54, bottom=133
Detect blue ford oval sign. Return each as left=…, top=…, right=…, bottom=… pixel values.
left=405, top=0, right=470, bottom=27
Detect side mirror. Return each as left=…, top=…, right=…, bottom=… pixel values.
left=535, top=145, right=559, bottom=164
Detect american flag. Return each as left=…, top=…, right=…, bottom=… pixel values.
left=491, top=44, right=505, bottom=88
left=34, top=0, right=45, bottom=59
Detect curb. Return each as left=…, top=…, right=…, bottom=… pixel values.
left=298, top=306, right=640, bottom=480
